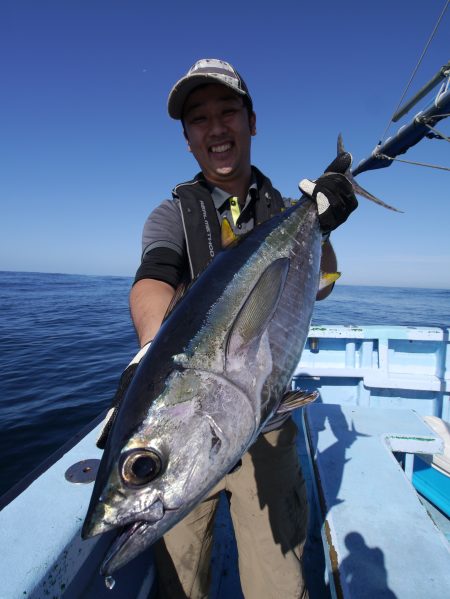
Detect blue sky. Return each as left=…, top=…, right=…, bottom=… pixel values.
left=1, top=0, right=449, bottom=288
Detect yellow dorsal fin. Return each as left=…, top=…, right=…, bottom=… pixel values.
left=319, top=272, right=341, bottom=291
left=221, top=217, right=238, bottom=248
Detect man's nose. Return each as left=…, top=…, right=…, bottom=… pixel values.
left=209, top=115, right=227, bottom=136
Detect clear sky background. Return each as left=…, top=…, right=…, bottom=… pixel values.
left=1, top=0, right=449, bottom=288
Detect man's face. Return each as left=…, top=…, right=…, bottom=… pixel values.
left=182, top=83, right=256, bottom=189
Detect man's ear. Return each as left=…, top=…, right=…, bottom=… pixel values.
left=250, top=112, right=257, bottom=136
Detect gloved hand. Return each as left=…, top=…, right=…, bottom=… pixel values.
left=96, top=340, right=152, bottom=449
left=299, top=152, right=358, bottom=234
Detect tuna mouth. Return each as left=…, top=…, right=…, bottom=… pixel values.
left=100, top=520, right=151, bottom=576
left=99, top=506, right=180, bottom=576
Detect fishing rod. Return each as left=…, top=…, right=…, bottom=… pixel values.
left=352, top=0, right=450, bottom=177
left=352, top=73, right=450, bottom=176
left=392, top=59, right=450, bottom=122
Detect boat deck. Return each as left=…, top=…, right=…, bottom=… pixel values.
left=1, top=325, right=449, bottom=597
left=303, top=404, right=450, bottom=598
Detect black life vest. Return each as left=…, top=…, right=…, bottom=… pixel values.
left=172, top=167, right=286, bottom=280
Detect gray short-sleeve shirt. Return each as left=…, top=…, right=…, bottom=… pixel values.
left=141, top=199, right=185, bottom=259
left=141, top=177, right=261, bottom=260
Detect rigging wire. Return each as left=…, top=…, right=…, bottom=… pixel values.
left=377, top=154, right=450, bottom=172
left=378, top=0, right=450, bottom=146
left=421, top=120, right=450, bottom=143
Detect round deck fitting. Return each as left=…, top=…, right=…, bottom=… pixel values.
left=65, top=459, right=100, bottom=484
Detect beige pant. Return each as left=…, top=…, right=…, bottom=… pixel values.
left=154, top=417, right=309, bottom=599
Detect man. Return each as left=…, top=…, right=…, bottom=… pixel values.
left=129, top=59, right=357, bottom=598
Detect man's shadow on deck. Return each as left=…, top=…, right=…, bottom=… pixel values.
left=341, top=532, right=397, bottom=598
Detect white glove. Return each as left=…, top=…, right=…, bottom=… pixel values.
left=299, top=152, right=357, bottom=233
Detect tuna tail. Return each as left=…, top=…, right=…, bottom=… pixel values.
left=338, top=133, right=403, bottom=213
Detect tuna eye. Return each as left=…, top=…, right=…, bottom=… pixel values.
left=120, top=450, right=162, bottom=487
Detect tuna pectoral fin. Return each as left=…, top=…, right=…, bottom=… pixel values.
left=226, top=258, right=290, bottom=357
left=276, top=389, right=319, bottom=413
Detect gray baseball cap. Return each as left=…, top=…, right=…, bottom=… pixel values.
left=168, top=58, right=253, bottom=120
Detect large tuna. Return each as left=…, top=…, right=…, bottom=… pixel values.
left=82, top=143, right=396, bottom=577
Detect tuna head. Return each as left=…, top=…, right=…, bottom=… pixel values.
left=82, top=367, right=255, bottom=575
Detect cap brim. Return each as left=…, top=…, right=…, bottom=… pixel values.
left=167, top=73, right=246, bottom=120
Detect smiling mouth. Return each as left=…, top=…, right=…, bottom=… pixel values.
left=210, top=142, right=233, bottom=155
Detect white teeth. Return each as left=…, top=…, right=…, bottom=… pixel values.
left=211, top=143, right=231, bottom=153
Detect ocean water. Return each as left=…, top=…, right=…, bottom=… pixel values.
left=0, top=270, right=449, bottom=498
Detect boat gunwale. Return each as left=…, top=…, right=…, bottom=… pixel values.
left=0, top=409, right=106, bottom=511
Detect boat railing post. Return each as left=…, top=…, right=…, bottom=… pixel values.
left=404, top=453, right=415, bottom=481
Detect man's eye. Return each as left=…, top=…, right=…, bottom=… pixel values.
left=191, top=115, right=206, bottom=124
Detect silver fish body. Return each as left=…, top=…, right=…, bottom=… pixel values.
left=82, top=196, right=322, bottom=575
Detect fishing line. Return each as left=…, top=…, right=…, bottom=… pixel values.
left=378, top=0, right=450, bottom=146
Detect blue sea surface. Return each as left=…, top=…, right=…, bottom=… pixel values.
left=0, top=270, right=449, bottom=497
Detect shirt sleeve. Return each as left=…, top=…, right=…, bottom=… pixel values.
left=134, top=247, right=186, bottom=289
left=133, top=199, right=187, bottom=289
left=141, top=199, right=185, bottom=258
